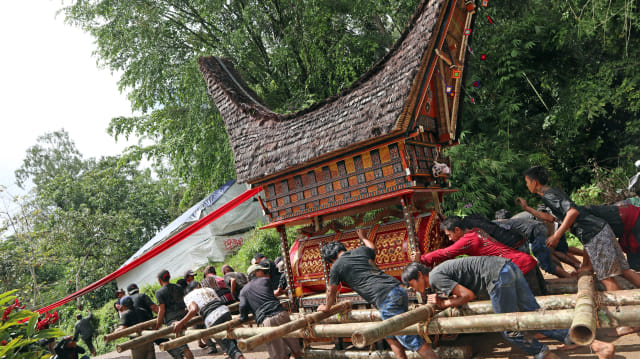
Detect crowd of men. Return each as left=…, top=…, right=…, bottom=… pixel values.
left=63, top=165, right=640, bottom=359
left=318, top=166, right=640, bottom=359
left=110, top=253, right=296, bottom=359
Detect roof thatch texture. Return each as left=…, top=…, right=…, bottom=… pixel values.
left=199, top=0, right=447, bottom=183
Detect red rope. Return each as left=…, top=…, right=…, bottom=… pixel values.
left=36, top=186, right=263, bottom=314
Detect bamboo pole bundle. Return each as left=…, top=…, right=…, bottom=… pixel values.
left=303, top=346, right=473, bottom=359
left=351, top=304, right=436, bottom=348
left=203, top=305, right=640, bottom=339
left=115, top=316, right=203, bottom=352
left=291, top=289, right=640, bottom=323
left=159, top=316, right=250, bottom=351
left=236, top=301, right=352, bottom=352
left=569, top=271, right=597, bottom=345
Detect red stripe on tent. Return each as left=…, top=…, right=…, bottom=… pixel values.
left=36, top=186, right=263, bottom=314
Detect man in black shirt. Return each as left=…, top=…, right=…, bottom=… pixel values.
left=318, top=229, right=437, bottom=359
left=73, top=311, right=96, bottom=356
left=116, top=296, right=155, bottom=359
left=253, top=253, right=281, bottom=292
left=239, top=262, right=302, bottom=359
left=155, top=269, right=193, bottom=359
left=127, top=283, right=158, bottom=321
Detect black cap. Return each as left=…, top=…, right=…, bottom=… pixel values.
left=253, top=253, right=266, bottom=261
left=120, top=296, right=133, bottom=308
left=126, top=283, right=139, bottom=295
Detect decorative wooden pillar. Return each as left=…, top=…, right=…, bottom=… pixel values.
left=401, top=195, right=420, bottom=261
left=276, top=225, right=297, bottom=311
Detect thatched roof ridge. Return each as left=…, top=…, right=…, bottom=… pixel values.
left=199, top=0, right=447, bottom=182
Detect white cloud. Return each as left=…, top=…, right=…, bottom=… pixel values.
left=0, top=0, right=138, bottom=188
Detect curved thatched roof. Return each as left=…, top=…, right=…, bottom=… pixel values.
left=199, top=0, right=448, bottom=183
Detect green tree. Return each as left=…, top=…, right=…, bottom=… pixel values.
left=61, top=0, right=421, bottom=204
left=11, top=130, right=180, bottom=308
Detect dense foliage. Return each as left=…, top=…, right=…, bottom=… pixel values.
left=447, top=0, right=640, bottom=216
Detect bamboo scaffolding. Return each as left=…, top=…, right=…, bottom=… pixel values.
left=304, top=346, right=472, bottom=359
left=115, top=316, right=203, bottom=352
left=291, top=289, right=640, bottom=323
left=203, top=305, right=640, bottom=339
left=569, top=271, right=597, bottom=345
left=351, top=304, right=436, bottom=348
left=236, top=301, right=351, bottom=352
left=159, top=316, right=250, bottom=352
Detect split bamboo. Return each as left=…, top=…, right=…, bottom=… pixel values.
left=304, top=346, right=472, bottom=359
left=203, top=305, right=640, bottom=339
left=159, top=316, right=249, bottom=351
left=291, top=289, right=640, bottom=323
left=569, top=272, right=597, bottom=345
left=351, top=304, right=436, bottom=348
left=236, top=301, right=352, bottom=352
left=116, top=316, right=203, bottom=352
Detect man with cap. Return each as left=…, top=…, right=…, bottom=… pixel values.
left=73, top=310, right=96, bottom=356
left=116, top=296, right=156, bottom=359
left=127, top=283, right=158, bottom=321
left=318, top=229, right=438, bottom=359
left=114, top=288, right=125, bottom=317
left=184, top=269, right=196, bottom=284
left=155, top=269, right=194, bottom=359
left=239, top=262, right=302, bottom=359
left=252, top=253, right=281, bottom=293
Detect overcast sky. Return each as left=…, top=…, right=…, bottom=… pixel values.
left=0, top=1, right=138, bottom=192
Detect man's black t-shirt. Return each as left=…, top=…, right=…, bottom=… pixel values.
left=328, top=246, right=399, bottom=308
left=542, top=187, right=606, bottom=244
left=120, top=308, right=143, bottom=327
left=155, top=283, right=187, bottom=324
left=130, top=293, right=155, bottom=320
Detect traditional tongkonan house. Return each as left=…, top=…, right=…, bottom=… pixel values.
left=199, top=0, right=476, bottom=308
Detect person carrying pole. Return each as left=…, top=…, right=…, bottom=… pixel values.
left=318, top=229, right=438, bottom=359
left=401, top=258, right=615, bottom=359
left=521, top=165, right=640, bottom=336
left=172, top=277, right=245, bottom=359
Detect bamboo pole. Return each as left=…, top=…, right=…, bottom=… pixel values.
left=236, top=301, right=352, bottom=351
left=159, top=316, right=250, bottom=351
left=291, top=289, right=640, bottom=323
left=204, top=306, right=640, bottom=339
left=570, top=271, right=597, bottom=345
left=103, top=318, right=160, bottom=342
left=116, top=316, right=203, bottom=352
left=546, top=275, right=635, bottom=294
left=304, top=346, right=473, bottom=359
left=351, top=304, right=436, bottom=348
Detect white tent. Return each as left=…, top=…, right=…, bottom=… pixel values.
left=116, top=180, right=267, bottom=289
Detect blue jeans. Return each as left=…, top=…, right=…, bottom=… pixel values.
left=490, top=262, right=571, bottom=359
left=378, top=285, right=426, bottom=352
left=529, top=227, right=555, bottom=274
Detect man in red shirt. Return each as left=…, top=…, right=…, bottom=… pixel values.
left=422, top=216, right=545, bottom=295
